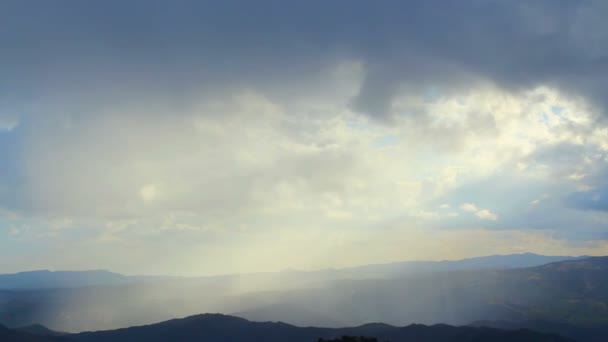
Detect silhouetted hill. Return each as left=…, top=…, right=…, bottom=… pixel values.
left=0, top=314, right=571, bottom=342
left=470, top=320, right=608, bottom=342
left=233, top=303, right=347, bottom=327
left=16, top=324, right=66, bottom=337
left=0, top=323, right=56, bottom=341
left=318, top=337, right=379, bottom=342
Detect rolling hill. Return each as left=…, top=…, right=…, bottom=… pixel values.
left=0, top=254, right=582, bottom=291
left=0, top=255, right=601, bottom=333
left=0, top=314, right=574, bottom=342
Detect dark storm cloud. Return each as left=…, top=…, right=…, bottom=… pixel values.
left=565, top=163, right=608, bottom=212
left=2, top=0, right=608, bottom=118
left=566, top=187, right=608, bottom=212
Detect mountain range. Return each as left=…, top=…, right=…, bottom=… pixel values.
left=0, top=314, right=573, bottom=342
left=0, top=253, right=582, bottom=290
left=0, top=270, right=130, bottom=290
left=2, top=254, right=606, bottom=341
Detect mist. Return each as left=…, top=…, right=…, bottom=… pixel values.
left=0, top=254, right=584, bottom=332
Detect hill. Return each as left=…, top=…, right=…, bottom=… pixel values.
left=1, top=314, right=574, bottom=342
left=0, top=254, right=581, bottom=291
left=0, top=255, right=597, bottom=332
left=0, top=270, right=130, bottom=290
left=470, top=320, right=608, bottom=342
left=16, top=324, right=66, bottom=337
left=327, top=253, right=585, bottom=279
left=228, top=256, right=608, bottom=327
left=0, top=323, right=56, bottom=341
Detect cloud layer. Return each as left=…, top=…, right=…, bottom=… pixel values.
left=2, top=0, right=608, bottom=274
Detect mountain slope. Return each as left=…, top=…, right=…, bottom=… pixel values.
left=0, top=255, right=595, bottom=332
left=65, top=314, right=573, bottom=342
left=232, top=303, right=347, bottom=327
left=327, top=253, right=585, bottom=279
left=0, top=253, right=581, bottom=291
left=0, top=270, right=130, bottom=290
left=0, top=324, right=56, bottom=341
left=470, top=320, right=608, bottom=342
left=16, top=324, right=66, bottom=337
left=231, top=256, right=608, bottom=327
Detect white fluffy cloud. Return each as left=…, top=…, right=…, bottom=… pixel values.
left=3, top=1, right=608, bottom=274
left=460, top=203, right=498, bottom=221
left=4, top=75, right=607, bottom=274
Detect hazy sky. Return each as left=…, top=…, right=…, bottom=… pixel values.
left=2, top=0, right=608, bottom=275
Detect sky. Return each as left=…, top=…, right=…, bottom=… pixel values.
left=2, top=0, right=608, bottom=276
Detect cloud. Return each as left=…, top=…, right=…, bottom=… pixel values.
left=140, top=184, right=160, bottom=202
left=461, top=203, right=479, bottom=213
left=2, top=1, right=608, bottom=273
left=0, top=208, right=19, bottom=220
left=460, top=203, right=498, bottom=221
left=0, top=113, right=19, bottom=131
left=2, top=1, right=608, bottom=120
left=476, top=209, right=498, bottom=221
left=5, top=73, right=608, bottom=272
left=566, top=186, right=608, bottom=212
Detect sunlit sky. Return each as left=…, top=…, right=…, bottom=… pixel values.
left=2, top=1, right=608, bottom=276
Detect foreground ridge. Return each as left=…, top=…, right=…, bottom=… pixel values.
left=1, top=314, right=573, bottom=342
